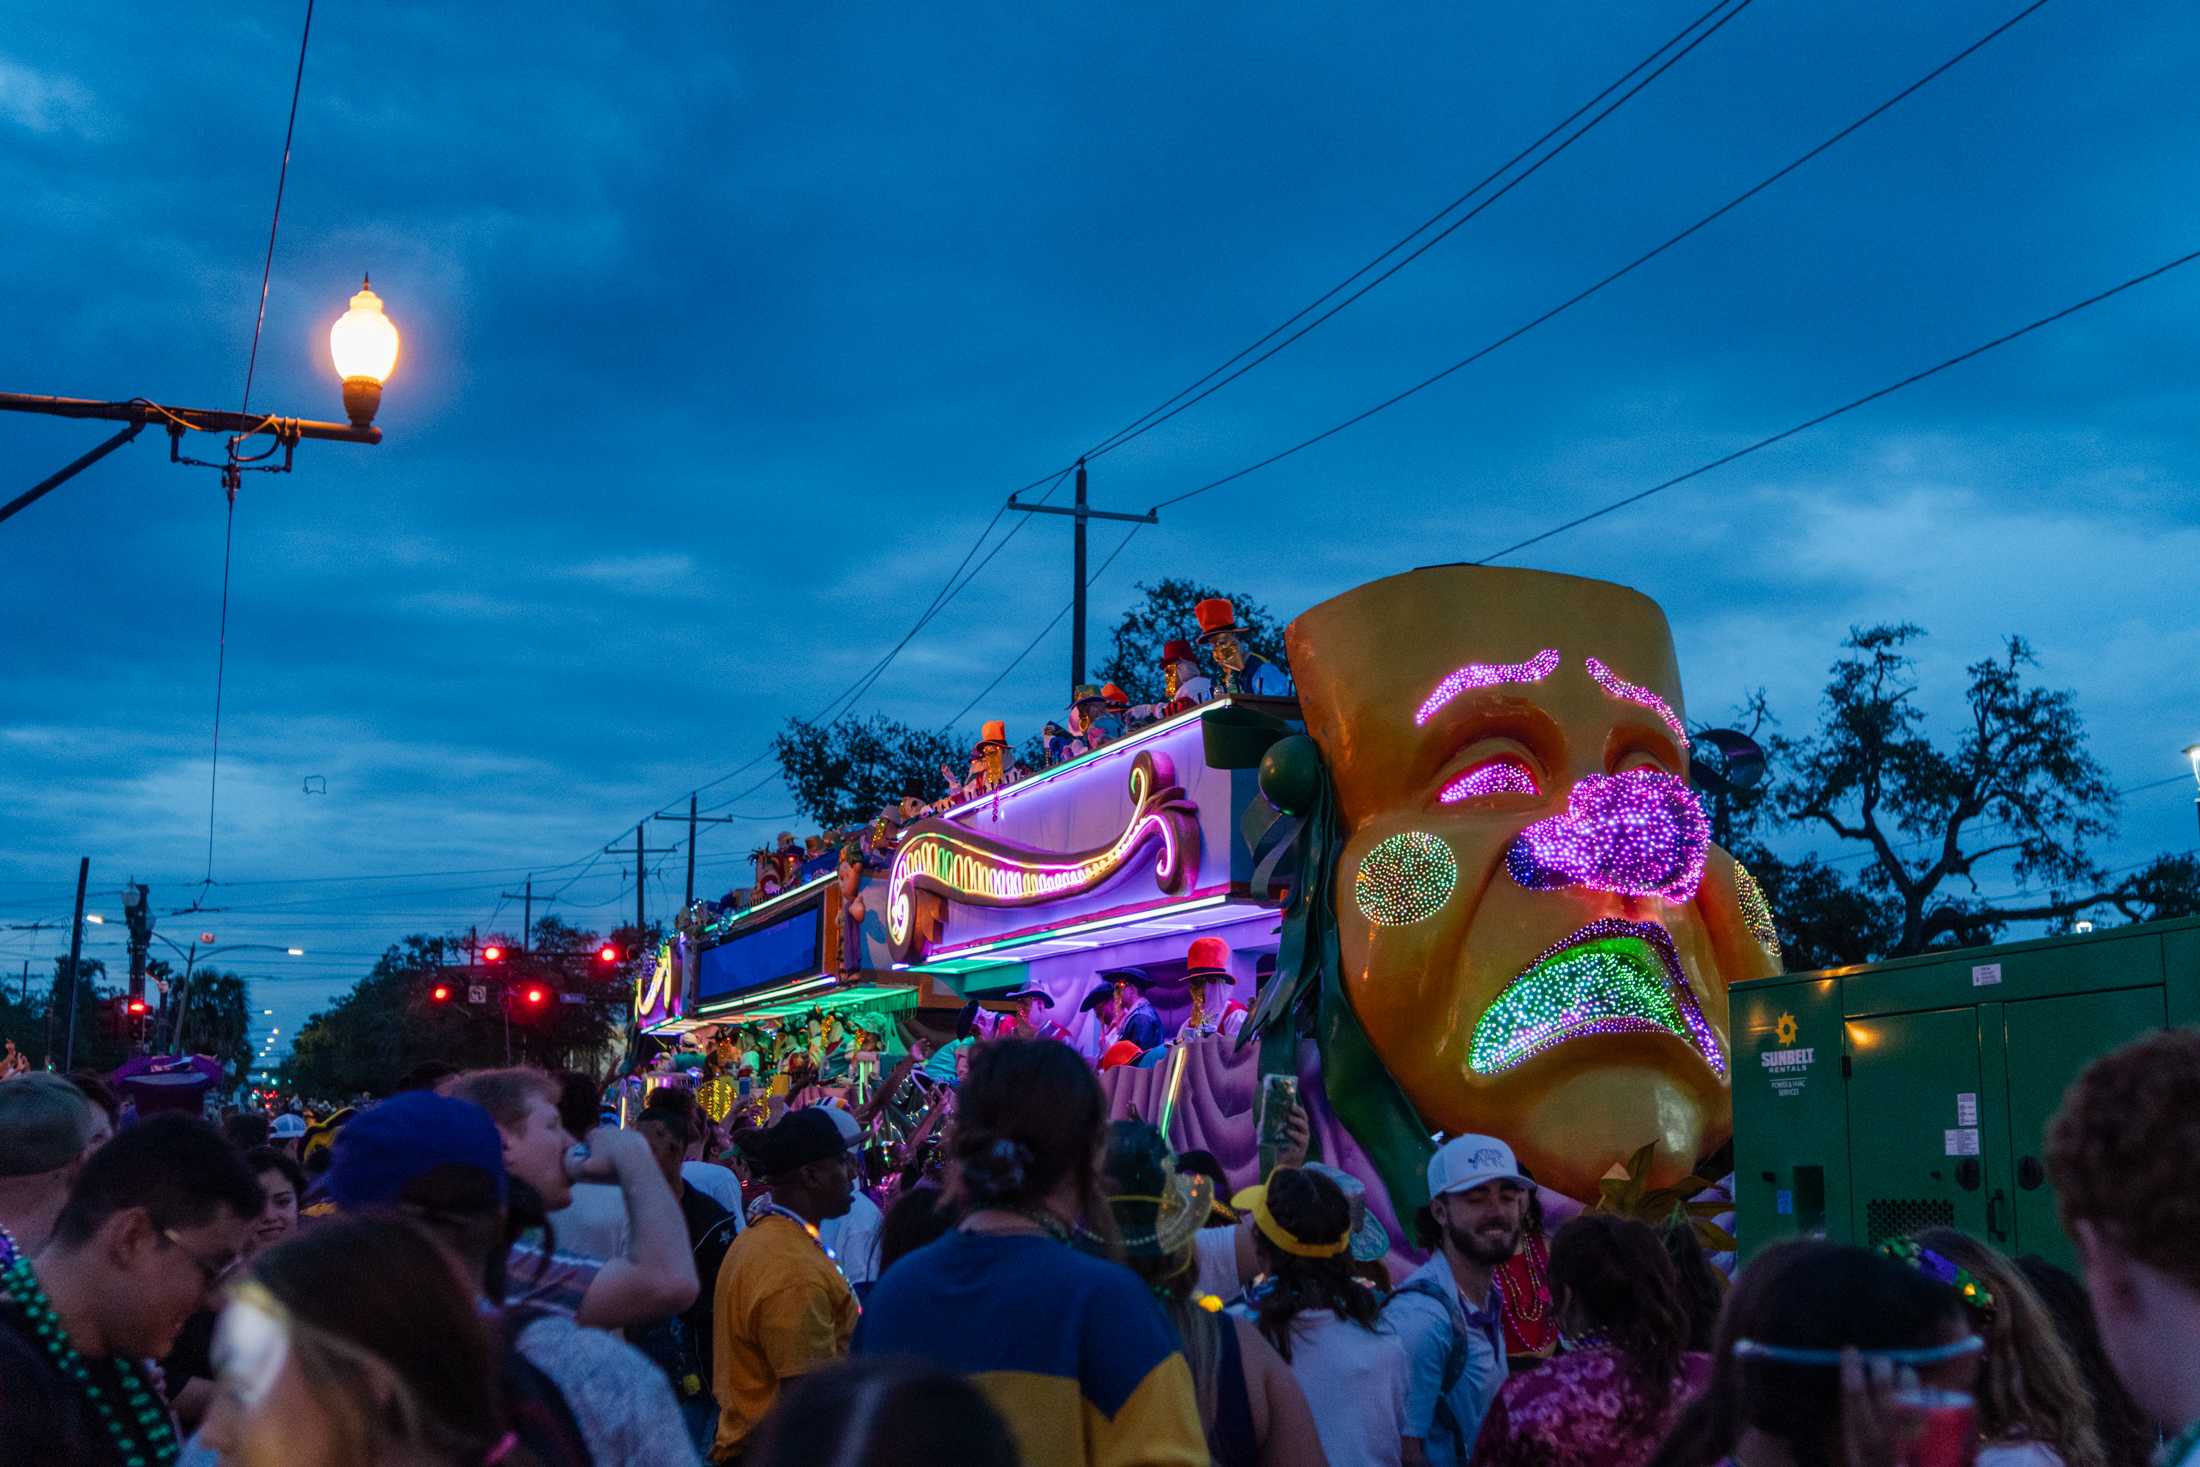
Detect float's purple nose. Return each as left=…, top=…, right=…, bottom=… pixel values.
left=1505, top=770, right=1710, bottom=902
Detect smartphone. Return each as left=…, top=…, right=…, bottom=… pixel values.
left=1257, top=1073, right=1298, bottom=1178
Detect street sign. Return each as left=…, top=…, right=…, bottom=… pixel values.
left=467, top=984, right=487, bottom=1005
left=559, top=992, right=585, bottom=1005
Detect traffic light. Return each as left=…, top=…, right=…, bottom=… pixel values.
left=522, top=985, right=548, bottom=1007
left=597, top=944, right=620, bottom=965
left=125, top=997, right=148, bottom=1017
left=430, top=982, right=453, bottom=1004
left=481, top=945, right=505, bottom=963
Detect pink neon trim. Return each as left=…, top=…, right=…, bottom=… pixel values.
left=1438, top=760, right=1539, bottom=803
left=1414, top=648, right=1560, bottom=726
left=1585, top=656, right=1690, bottom=749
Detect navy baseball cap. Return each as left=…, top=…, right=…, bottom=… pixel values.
left=328, top=1091, right=508, bottom=1210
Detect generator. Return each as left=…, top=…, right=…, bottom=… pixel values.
left=1729, top=914, right=2200, bottom=1271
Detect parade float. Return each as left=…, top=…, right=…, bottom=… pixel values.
left=634, top=570, right=1784, bottom=1248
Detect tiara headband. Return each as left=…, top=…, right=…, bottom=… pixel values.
left=1879, top=1238, right=1998, bottom=1325
left=1732, top=1335, right=1985, bottom=1368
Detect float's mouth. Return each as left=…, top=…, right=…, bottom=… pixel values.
left=1468, top=918, right=1725, bottom=1078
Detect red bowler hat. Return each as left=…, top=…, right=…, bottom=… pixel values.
left=1194, top=597, right=1245, bottom=644
left=1184, top=935, right=1231, bottom=981
left=1160, top=638, right=1198, bottom=665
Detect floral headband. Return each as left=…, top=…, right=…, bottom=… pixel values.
left=1880, top=1238, right=1997, bottom=1326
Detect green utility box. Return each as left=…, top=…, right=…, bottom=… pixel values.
left=1730, top=915, right=2200, bottom=1271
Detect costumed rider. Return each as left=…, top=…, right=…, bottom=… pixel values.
left=1162, top=637, right=1212, bottom=712
left=1081, top=965, right=1167, bottom=1058
left=1065, top=684, right=1124, bottom=757
left=1194, top=596, right=1292, bottom=697
left=1174, top=935, right=1248, bottom=1044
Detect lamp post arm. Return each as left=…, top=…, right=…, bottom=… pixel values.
left=0, top=422, right=143, bottom=526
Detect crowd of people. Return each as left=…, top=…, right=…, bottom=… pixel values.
left=2, top=1024, right=2197, bottom=1466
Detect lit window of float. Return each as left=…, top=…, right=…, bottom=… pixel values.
left=1354, top=831, right=1458, bottom=927
left=1585, top=655, right=1690, bottom=749
left=1413, top=649, right=1560, bottom=726
left=1734, top=860, right=1782, bottom=963
left=1438, top=759, right=1538, bottom=803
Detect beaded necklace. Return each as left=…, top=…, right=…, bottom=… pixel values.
left=0, top=1252, right=180, bottom=1466
left=750, top=1200, right=856, bottom=1291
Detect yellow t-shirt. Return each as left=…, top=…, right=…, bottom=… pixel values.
left=710, top=1213, right=859, bottom=1461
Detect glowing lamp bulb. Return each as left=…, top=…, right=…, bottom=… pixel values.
left=329, top=275, right=399, bottom=426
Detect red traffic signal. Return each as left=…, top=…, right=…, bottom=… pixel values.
left=125, top=998, right=148, bottom=1015
left=481, top=945, right=505, bottom=963
left=597, top=944, right=620, bottom=964
left=430, top=983, right=453, bottom=1003
left=522, top=985, right=548, bottom=1006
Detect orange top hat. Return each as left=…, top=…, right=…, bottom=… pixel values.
left=1101, top=683, right=1129, bottom=709
left=1185, top=935, right=1231, bottom=981
left=978, top=719, right=1008, bottom=748
left=1099, top=1039, right=1144, bottom=1070
left=1161, top=638, right=1197, bottom=664
left=1194, top=597, right=1243, bottom=644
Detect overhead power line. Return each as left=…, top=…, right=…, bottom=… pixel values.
left=1474, top=244, right=2200, bottom=562
left=1080, top=0, right=1755, bottom=465
left=1146, top=0, right=2053, bottom=518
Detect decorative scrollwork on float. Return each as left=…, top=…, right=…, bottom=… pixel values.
left=886, top=750, right=1201, bottom=962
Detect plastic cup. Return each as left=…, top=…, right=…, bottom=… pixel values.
left=1888, top=1388, right=1976, bottom=1467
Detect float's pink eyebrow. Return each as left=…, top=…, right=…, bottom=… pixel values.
left=1585, top=655, right=1690, bottom=749
left=1414, top=649, right=1561, bottom=726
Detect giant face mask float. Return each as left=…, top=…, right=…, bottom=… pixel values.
left=1259, top=566, right=1781, bottom=1205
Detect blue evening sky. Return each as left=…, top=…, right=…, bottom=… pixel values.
left=4, top=1, right=2196, bottom=1058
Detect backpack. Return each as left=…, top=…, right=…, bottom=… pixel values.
left=1386, top=1276, right=1471, bottom=1452
left=496, top=1304, right=595, bottom=1467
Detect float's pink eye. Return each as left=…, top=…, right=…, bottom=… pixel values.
left=1439, top=759, right=1539, bottom=804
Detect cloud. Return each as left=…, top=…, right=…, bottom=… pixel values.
left=561, top=553, right=699, bottom=596
left=0, top=55, right=101, bottom=136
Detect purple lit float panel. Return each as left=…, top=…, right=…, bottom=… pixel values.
left=1439, top=759, right=1539, bottom=802
left=1505, top=769, right=1711, bottom=902
left=923, top=717, right=1244, bottom=956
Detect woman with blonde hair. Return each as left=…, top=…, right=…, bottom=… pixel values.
left=1910, top=1228, right=2105, bottom=1467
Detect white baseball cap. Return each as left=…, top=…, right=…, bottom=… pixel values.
left=1426, top=1133, right=1529, bottom=1199
left=270, top=1113, right=308, bottom=1140
left=823, top=1105, right=862, bottom=1150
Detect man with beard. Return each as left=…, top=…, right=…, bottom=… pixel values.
left=1385, top=1134, right=1528, bottom=1467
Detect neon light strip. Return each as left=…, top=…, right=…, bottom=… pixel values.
left=696, top=972, right=836, bottom=1015
left=931, top=697, right=1244, bottom=822
left=1414, top=649, right=1560, bottom=726
left=918, top=892, right=1237, bottom=965
left=887, top=751, right=1197, bottom=956
left=1438, top=760, right=1538, bottom=803
left=705, top=872, right=833, bottom=936
left=1586, top=656, right=1690, bottom=749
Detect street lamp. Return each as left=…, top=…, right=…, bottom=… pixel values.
left=329, top=276, right=400, bottom=428
left=2, top=276, right=397, bottom=525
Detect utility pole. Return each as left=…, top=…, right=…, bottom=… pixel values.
left=1006, top=460, right=1157, bottom=690
left=499, top=875, right=557, bottom=953
left=62, top=857, right=88, bottom=1070
left=605, top=825, right=676, bottom=936
left=654, top=793, right=740, bottom=910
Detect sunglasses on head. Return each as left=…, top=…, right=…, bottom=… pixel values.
left=1731, top=1335, right=1984, bottom=1368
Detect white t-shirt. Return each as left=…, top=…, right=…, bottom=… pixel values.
left=1193, top=1225, right=1245, bottom=1303
left=546, top=1181, right=628, bottom=1260
left=681, top=1161, right=745, bottom=1227
left=1279, top=1308, right=1409, bottom=1467
left=817, top=1190, right=883, bottom=1285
